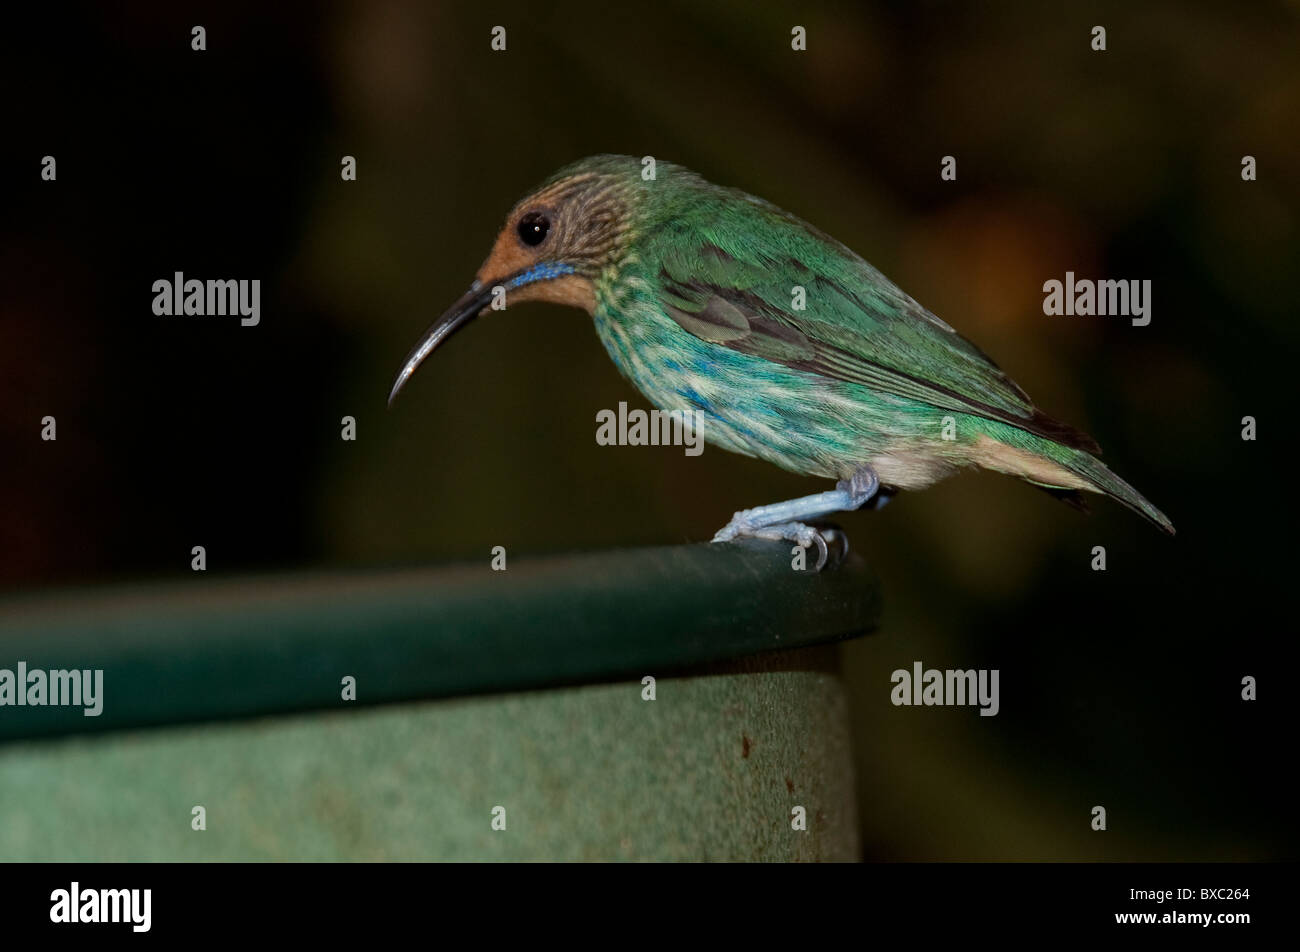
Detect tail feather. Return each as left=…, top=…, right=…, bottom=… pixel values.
left=1026, top=408, right=1103, bottom=456
left=1061, top=451, right=1174, bottom=535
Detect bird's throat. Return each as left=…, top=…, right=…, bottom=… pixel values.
left=506, top=274, right=597, bottom=313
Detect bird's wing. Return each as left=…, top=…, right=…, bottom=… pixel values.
left=653, top=214, right=1100, bottom=454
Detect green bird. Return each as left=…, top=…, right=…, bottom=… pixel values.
left=390, top=155, right=1173, bottom=567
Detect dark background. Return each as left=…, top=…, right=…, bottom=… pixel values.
left=2, top=1, right=1294, bottom=860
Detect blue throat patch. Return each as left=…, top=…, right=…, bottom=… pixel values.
left=507, top=262, right=576, bottom=289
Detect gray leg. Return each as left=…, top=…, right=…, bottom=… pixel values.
left=712, top=467, right=879, bottom=570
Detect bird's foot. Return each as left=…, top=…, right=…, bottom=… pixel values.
left=712, top=516, right=845, bottom=572
left=710, top=467, right=877, bottom=571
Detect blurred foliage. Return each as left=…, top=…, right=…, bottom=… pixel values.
left=2, top=1, right=1295, bottom=859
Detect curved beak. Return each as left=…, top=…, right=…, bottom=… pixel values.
left=388, top=261, right=577, bottom=406
left=387, top=278, right=494, bottom=406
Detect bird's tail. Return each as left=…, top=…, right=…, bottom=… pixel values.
left=1060, top=449, right=1175, bottom=535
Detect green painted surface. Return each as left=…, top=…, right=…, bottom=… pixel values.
left=0, top=545, right=875, bottom=859
left=0, top=543, right=879, bottom=742
left=0, top=647, right=857, bottom=861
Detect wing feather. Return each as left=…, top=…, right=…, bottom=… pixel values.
left=652, top=207, right=1101, bottom=455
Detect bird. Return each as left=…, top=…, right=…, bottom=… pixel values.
left=389, top=155, right=1173, bottom=568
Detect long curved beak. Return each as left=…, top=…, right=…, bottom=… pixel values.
left=388, top=261, right=578, bottom=406
left=388, top=278, right=494, bottom=406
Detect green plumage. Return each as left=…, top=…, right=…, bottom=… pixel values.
left=536, top=156, right=1171, bottom=534
left=392, top=154, right=1173, bottom=540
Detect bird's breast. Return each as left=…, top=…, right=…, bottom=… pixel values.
left=589, top=287, right=941, bottom=482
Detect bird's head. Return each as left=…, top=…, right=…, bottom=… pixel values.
left=388, top=155, right=645, bottom=405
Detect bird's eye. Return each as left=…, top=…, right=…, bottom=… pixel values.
left=517, top=211, right=550, bottom=247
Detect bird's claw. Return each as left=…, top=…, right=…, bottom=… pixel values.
left=820, top=526, right=850, bottom=563
left=713, top=515, right=843, bottom=572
